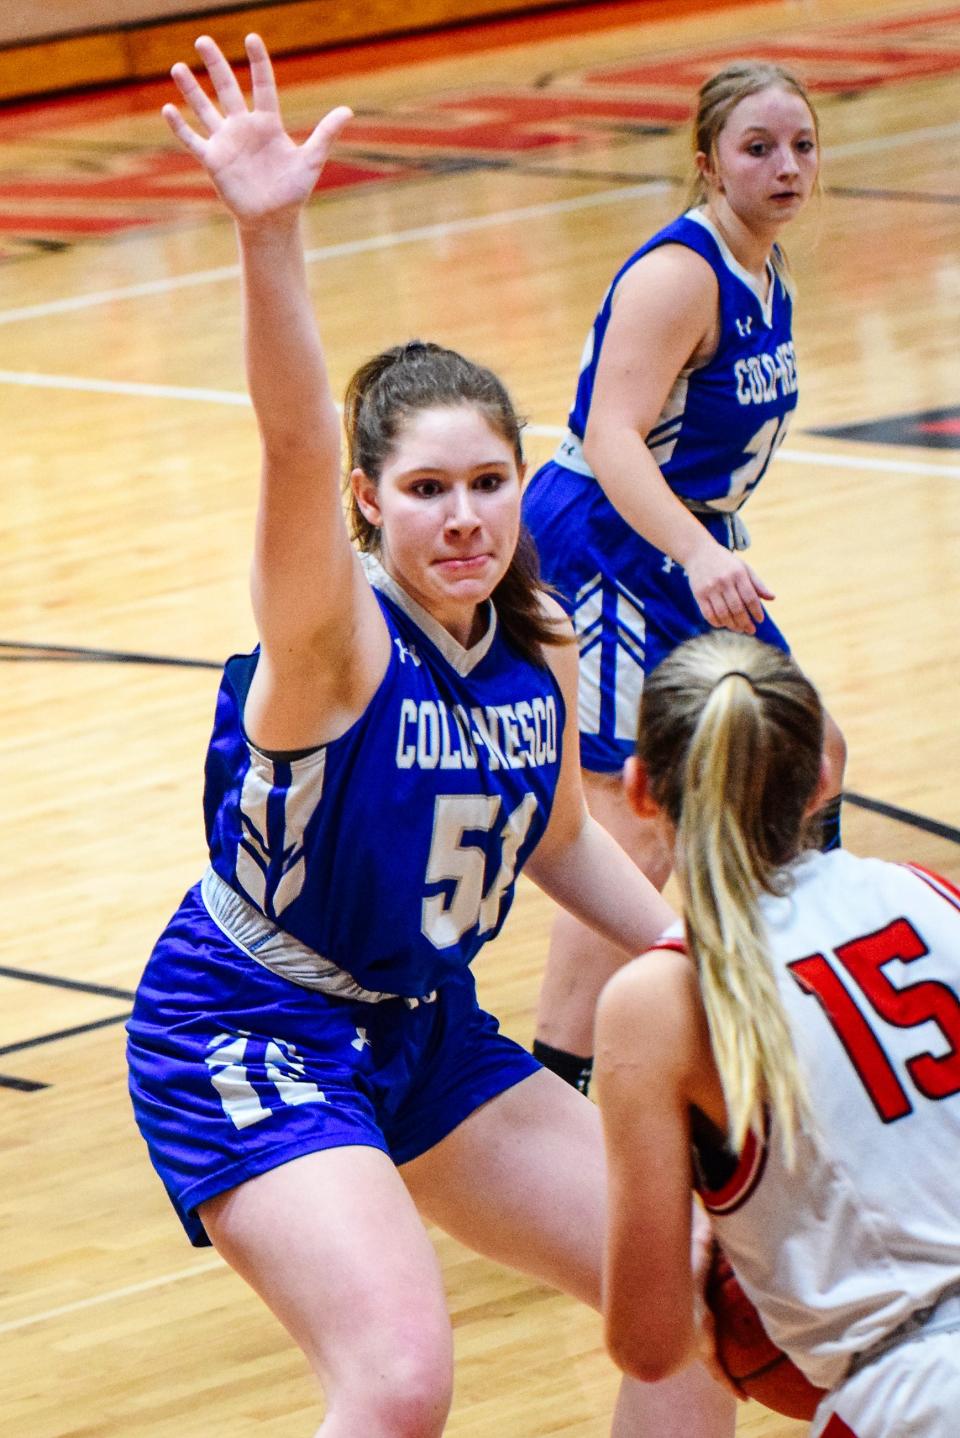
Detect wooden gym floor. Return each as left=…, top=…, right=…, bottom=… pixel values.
left=1, top=0, right=958, bottom=1433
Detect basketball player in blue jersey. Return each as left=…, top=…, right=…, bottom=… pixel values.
left=522, top=62, right=847, bottom=1096
left=594, top=630, right=960, bottom=1436
left=126, top=36, right=735, bottom=1438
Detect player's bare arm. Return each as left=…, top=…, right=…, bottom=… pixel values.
left=586, top=248, right=774, bottom=633
left=163, top=35, right=389, bottom=748
left=594, top=952, right=705, bottom=1379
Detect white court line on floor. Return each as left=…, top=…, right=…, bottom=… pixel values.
left=0, top=1257, right=224, bottom=1336
left=824, top=119, right=960, bottom=160
left=763, top=448, right=960, bottom=479
left=3, top=367, right=959, bottom=480
left=0, top=110, right=956, bottom=331
left=0, top=369, right=250, bottom=404
left=0, top=181, right=671, bottom=328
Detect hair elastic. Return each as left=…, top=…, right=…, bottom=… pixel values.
left=717, top=669, right=760, bottom=692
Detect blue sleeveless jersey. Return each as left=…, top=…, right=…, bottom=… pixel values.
left=566, top=208, right=798, bottom=513
left=202, top=562, right=564, bottom=998
left=522, top=208, right=797, bottom=773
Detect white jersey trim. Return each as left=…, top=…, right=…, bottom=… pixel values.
left=362, top=552, right=497, bottom=676
left=552, top=430, right=595, bottom=477
left=201, top=865, right=411, bottom=1003
left=686, top=208, right=776, bottom=327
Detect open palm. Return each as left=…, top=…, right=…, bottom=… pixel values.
left=163, top=33, right=352, bottom=224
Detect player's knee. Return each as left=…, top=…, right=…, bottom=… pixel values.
left=354, top=1344, right=454, bottom=1438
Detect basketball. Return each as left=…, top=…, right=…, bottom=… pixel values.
left=705, top=1245, right=826, bottom=1420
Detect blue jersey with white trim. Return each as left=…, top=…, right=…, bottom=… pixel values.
left=566, top=209, right=798, bottom=513
left=202, top=562, right=564, bottom=998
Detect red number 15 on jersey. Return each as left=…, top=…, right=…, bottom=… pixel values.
left=789, top=914, right=960, bottom=1122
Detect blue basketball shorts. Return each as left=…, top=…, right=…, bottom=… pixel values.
left=127, top=884, right=540, bottom=1246
left=522, top=460, right=788, bottom=774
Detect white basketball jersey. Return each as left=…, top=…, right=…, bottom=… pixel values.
left=694, top=850, right=960, bottom=1391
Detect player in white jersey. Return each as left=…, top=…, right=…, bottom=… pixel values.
left=127, top=35, right=737, bottom=1438
left=594, top=629, right=960, bottom=1436
left=523, top=61, right=847, bottom=1099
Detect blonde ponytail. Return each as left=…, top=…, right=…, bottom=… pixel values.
left=639, top=633, right=824, bottom=1164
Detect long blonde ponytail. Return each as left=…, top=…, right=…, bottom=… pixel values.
left=639, top=632, right=824, bottom=1162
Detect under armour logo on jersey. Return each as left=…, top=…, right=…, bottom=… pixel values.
left=735, top=316, right=754, bottom=337
left=351, top=1027, right=370, bottom=1051
left=395, top=637, right=421, bottom=666
left=662, top=556, right=676, bottom=574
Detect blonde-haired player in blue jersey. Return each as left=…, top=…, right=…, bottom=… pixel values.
left=595, top=629, right=960, bottom=1436
left=522, top=61, right=847, bottom=1097
left=126, top=35, right=736, bottom=1438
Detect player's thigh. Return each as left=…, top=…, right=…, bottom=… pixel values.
left=201, top=1145, right=453, bottom=1395
left=401, top=1066, right=604, bottom=1309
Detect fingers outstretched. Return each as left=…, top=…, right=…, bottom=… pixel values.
left=160, top=33, right=352, bottom=220
left=303, top=105, right=355, bottom=167
left=244, top=32, right=281, bottom=116
left=194, top=34, right=247, bottom=116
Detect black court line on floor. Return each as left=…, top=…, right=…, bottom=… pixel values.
left=0, top=1012, right=132, bottom=1056
left=0, top=1012, right=131, bottom=1089
left=810, top=405, right=960, bottom=451
left=0, top=639, right=221, bottom=669
left=0, top=962, right=135, bottom=1000
left=309, top=152, right=960, bottom=209
left=0, top=960, right=134, bottom=1088
left=826, top=185, right=960, bottom=206
left=844, top=791, right=960, bottom=846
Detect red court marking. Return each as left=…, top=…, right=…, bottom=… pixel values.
left=2, top=1, right=960, bottom=244
left=854, top=4, right=960, bottom=32
left=0, top=2, right=958, bottom=141
left=0, top=150, right=415, bottom=203
left=435, top=92, right=690, bottom=124
left=587, top=40, right=960, bottom=92
left=341, top=90, right=691, bottom=153
left=0, top=212, right=144, bottom=234
left=342, top=117, right=572, bottom=152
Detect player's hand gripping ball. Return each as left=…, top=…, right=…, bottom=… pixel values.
left=704, top=1245, right=826, bottom=1420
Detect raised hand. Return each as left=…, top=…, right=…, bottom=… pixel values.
left=162, top=33, right=352, bottom=226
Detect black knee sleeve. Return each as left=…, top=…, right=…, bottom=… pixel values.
left=532, top=1039, right=593, bottom=1095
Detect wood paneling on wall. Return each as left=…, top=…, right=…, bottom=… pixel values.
left=0, top=0, right=593, bottom=103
